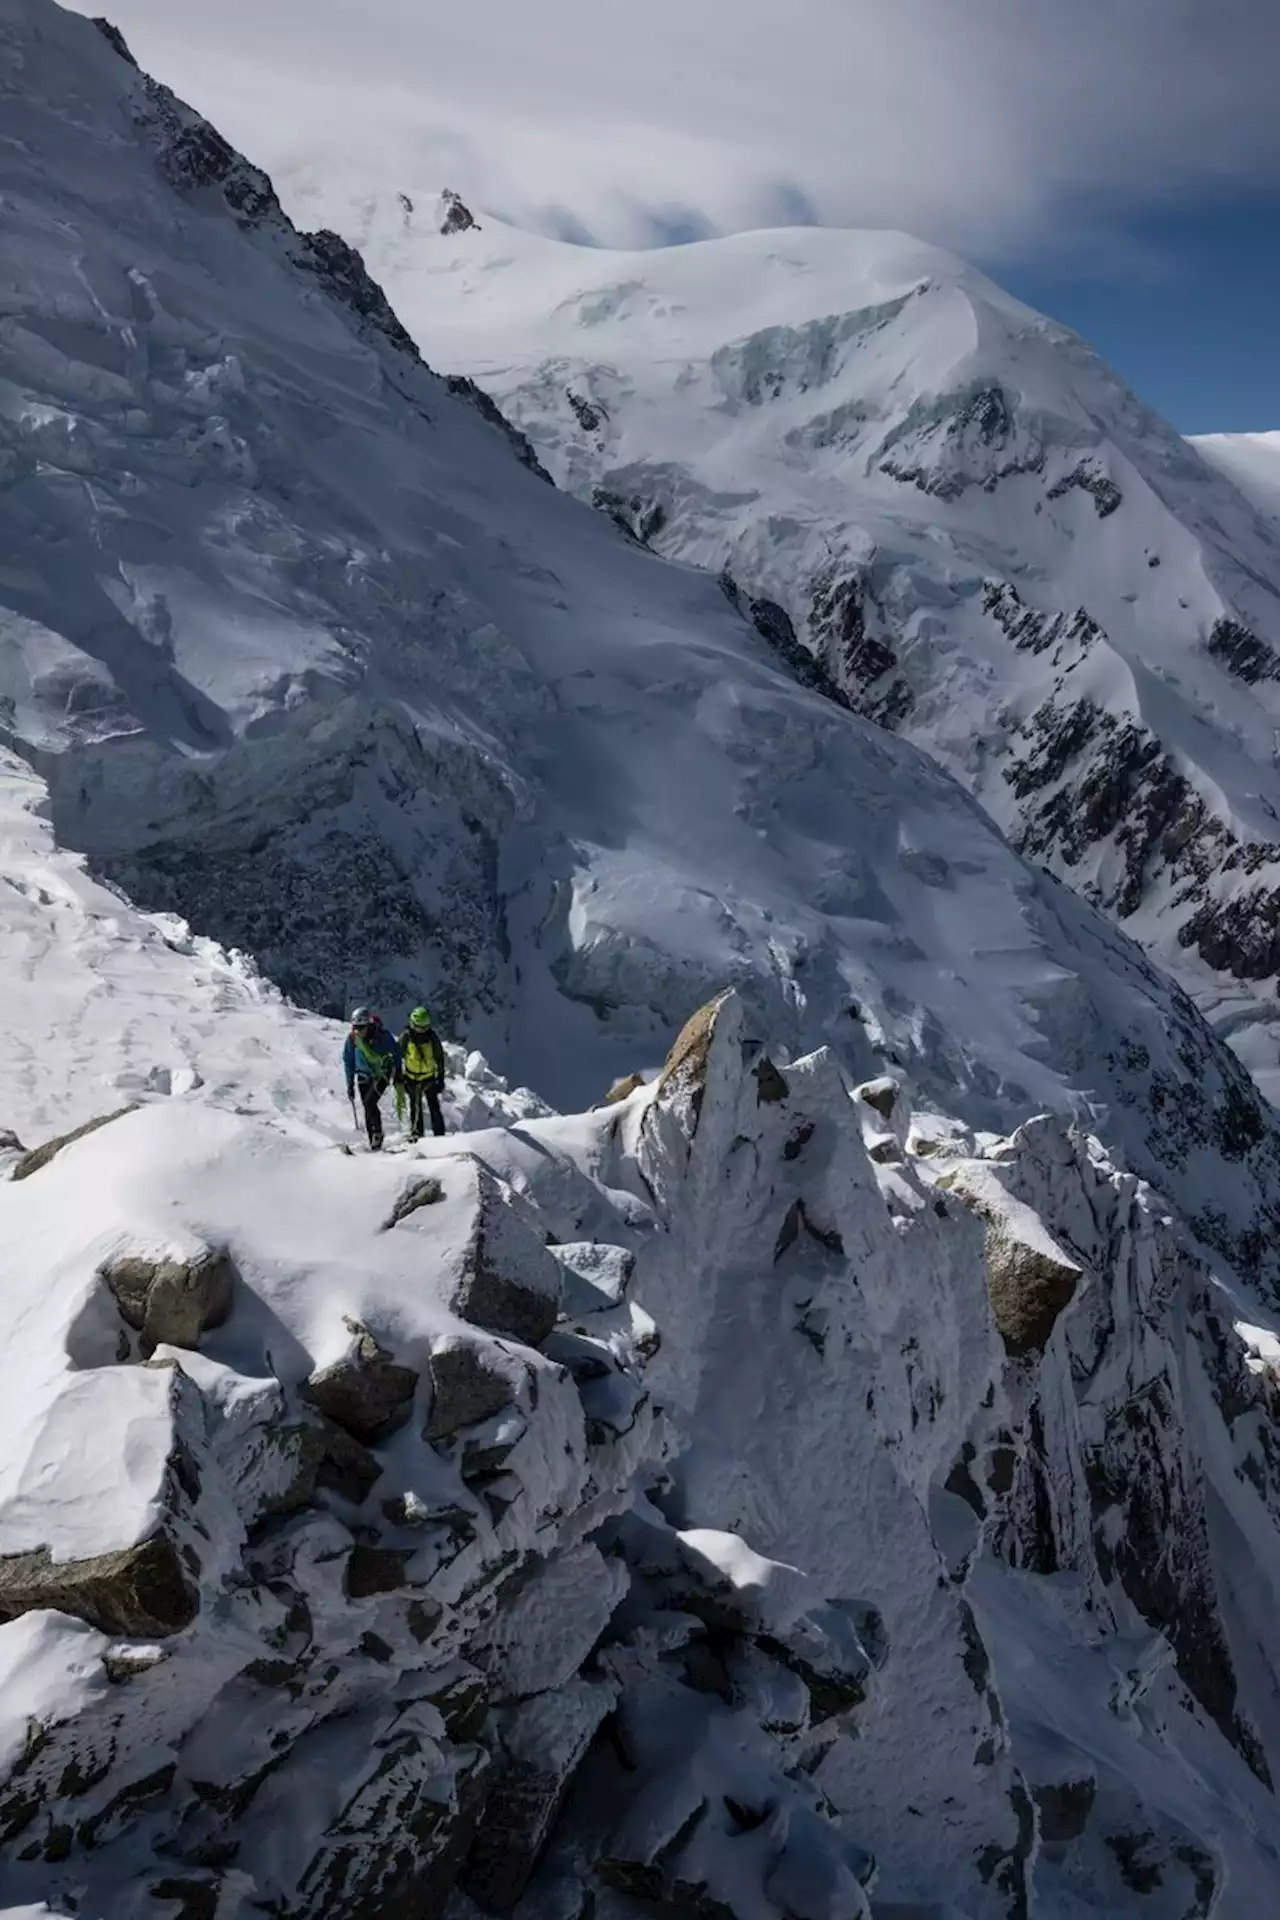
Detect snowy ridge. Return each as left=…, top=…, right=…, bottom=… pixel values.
left=366, top=199, right=1280, bottom=1096
left=1193, top=431, right=1280, bottom=527
left=4, top=991, right=1280, bottom=1916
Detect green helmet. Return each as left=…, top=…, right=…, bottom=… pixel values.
left=409, top=1006, right=432, bottom=1030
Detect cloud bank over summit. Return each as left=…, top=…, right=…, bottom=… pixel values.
left=68, top=0, right=1280, bottom=260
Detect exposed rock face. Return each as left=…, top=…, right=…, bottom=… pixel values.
left=444, top=375, right=553, bottom=481
left=856, top=1074, right=900, bottom=1120
left=656, top=990, right=731, bottom=1127
left=937, top=1163, right=1083, bottom=1357
left=425, top=1334, right=517, bottom=1440
left=1046, top=462, right=1124, bottom=517
left=448, top=1161, right=563, bottom=1346
left=439, top=188, right=479, bottom=235
left=301, top=1320, right=419, bottom=1442
left=601, top=1071, right=645, bottom=1106
left=0, top=1531, right=198, bottom=1638
left=1207, top=616, right=1280, bottom=684
left=11, top=1105, right=137, bottom=1180
left=295, top=229, right=424, bottom=359
left=92, top=16, right=138, bottom=66
left=592, top=484, right=666, bottom=544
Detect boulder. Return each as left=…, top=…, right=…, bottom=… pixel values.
left=382, top=1176, right=444, bottom=1230
left=855, top=1076, right=899, bottom=1121
left=551, top=1241, right=636, bottom=1314
left=601, top=1073, right=645, bottom=1107
left=449, top=1165, right=562, bottom=1348
left=937, top=1166, right=1083, bottom=1356
left=0, top=1532, right=197, bottom=1637
left=313, top=1421, right=384, bottom=1505
left=302, top=1320, right=419, bottom=1442
left=425, top=1336, right=518, bottom=1441
left=458, top=1411, right=528, bottom=1483
left=101, top=1246, right=235, bottom=1357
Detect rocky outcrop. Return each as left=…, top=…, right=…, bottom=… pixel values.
left=721, top=568, right=856, bottom=712
left=295, top=230, right=424, bottom=359
left=439, top=188, right=479, bottom=235
left=137, top=75, right=279, bottom=226
left=425, top=1335, right=518, bottom=1440
left=11, top=1104, right=137, bottom=1180
left=1046, top=461, right=1124, bottom=517
left=601, top=1071, right=645, bottom=1105
left=983, top=579, right=1105, bottom=665
left=878, top=383, right=1047, bottom=499
left=937, top=1162, right=1083, bottom=1356
left=808, top=569, right=912, bottom=726
left=301, top=1320, right=419, bottom=1441
left=448, top=1160, right=563, bottom=1346
left=0, top=1531, right=198, bottom=1638
left=445, top=376, right=553, bottom=481
left=592, top=484, right=666, bottom=543
left=92, top=16, right=138, bottom=66
left=1206, top=615, right=1280, bottom=684
left=101, top=1244, right=235, bottom=1357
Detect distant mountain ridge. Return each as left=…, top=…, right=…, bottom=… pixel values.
left=331, top=196, right=1280, bottom=1100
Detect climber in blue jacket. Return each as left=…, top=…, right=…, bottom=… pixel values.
left=343, top=1008, right=402, bottom=1150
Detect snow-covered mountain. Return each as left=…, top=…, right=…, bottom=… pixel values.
left=8, top=5, right=1280, bottom=1915
left=341, top=195, right=1280, bottom=1101
left=1194, top=431, right=1280, bottom=527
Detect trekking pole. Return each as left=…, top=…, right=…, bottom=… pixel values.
left=348, top=1090, right=359, bottom=1137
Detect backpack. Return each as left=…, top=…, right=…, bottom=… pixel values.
left=353, top=1028, right=396, bottom=1081
left=402, top=1031, right=442, bottom=1082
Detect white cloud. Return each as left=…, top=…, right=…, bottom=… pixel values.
left=69, top=0, right=1280, bottom=262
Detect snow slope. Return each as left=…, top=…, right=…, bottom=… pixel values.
left=1194, top=431, right=1280, bottom=526
left=348, top=194, right=1280, bottom=1096
left=8, top=8, right=1280, bottom=1914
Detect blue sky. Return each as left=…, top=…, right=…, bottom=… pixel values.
left=70, top=0, right=1280, bottom=436
left=999, top=198, right=1280, bottom=435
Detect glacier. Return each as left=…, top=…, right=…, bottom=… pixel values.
left=338, top=192, right=1280, bottom=1107
left=4, top=4, right=1280, bottom=1915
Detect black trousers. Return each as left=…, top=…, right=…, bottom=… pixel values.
left=406, top=1077, right=445, bottom=1139
left=358, top=1075, right=391, bottom=1147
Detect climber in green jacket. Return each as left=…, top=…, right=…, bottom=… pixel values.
left=398, top=1006, right=447, bottom=1140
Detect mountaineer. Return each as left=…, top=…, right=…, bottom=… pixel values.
left=343, top=1008, right=402, bottom=1151
left=398, top=1005, right=447, bottom=1141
